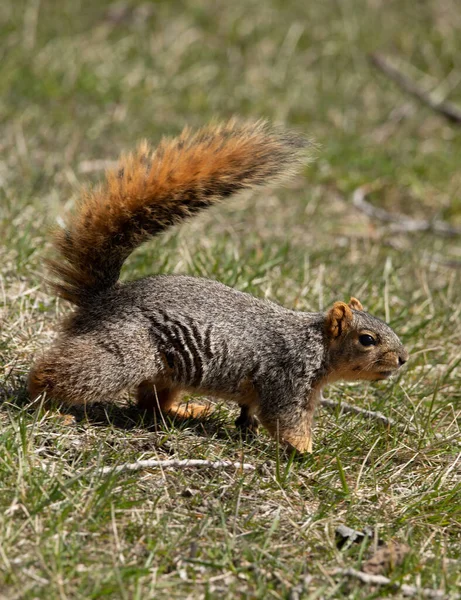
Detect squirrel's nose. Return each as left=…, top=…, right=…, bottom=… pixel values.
left=398, top=350, right=409, bottom=366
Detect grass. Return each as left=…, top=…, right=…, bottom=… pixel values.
left=1, top=0, right=461, bottom=597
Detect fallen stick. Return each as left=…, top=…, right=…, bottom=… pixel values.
left=369, top=53, right=461, bottom=125
left=320, top=397, right=398, bottom=428
left=100, top=458, right=256, bottom=475
left=431, top=256, right=461, bottom=270
left=352, top=186, right=461, bottom=237
left=319, top=397, right=456, bottom=444
left=334, top=567, right=458, bottom=600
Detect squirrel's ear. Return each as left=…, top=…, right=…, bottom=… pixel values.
left=325, top=301, right=353, bottom=339
left=348, top=297, right=363, bottom=311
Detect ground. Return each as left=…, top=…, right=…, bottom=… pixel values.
left=0, top=0, right=460, bottom=598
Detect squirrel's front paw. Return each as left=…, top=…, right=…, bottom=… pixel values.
left=282, top=432, right=313, bottom=454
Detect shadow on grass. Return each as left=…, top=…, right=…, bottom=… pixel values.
left=1, top=379, right=316, bottom=466
left=0, top=377, right=262, bottom=446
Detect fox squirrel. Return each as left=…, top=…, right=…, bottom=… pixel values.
left=28, top=120, right=408, bottom=453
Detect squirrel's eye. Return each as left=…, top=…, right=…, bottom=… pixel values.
left=359, top=334, right=376, bottom=347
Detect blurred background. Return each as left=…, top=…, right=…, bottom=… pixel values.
left=2, top=0, right=460, bottom=271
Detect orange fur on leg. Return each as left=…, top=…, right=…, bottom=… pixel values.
left=136, top=381, right=212, bottom=420
left=28, top=366, right=47, bottom=401
left=280, top=429, right=313, bottom=453
left=27, top=362, right=62, bottom=405
left=260, top=413, right=314, bottom=454
left=166, top=402, right=212, bottom=420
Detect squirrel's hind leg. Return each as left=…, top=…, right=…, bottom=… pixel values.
left=136, top=380, right=181, bottom=413
left=28, top=336, right=148, bottom=406
left=28, top=356, right=98, bottom=407
left=136, top=381, right=212, bottom=420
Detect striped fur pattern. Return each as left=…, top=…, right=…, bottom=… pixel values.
left=141, top=308, right=216, bottom=389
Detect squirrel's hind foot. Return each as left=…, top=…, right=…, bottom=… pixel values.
left=136, top=380, right=212, bottom=421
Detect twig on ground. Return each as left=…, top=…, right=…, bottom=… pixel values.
left=100, top=458, right=256, bottom=475
left=319, top=396, right=456, bottom=444
left=333, top=567, right=458, bottom=600
left=352, top=186, right=461, bottom=237
left=430, top=256, right=461, bottom=270
left=369, top=53, right=461, bottom=124
left=320, top=396, right=398, bottom=428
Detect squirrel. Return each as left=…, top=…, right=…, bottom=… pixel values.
left=28, top=119, right=408, bottom=453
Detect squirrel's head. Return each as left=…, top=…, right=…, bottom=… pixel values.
left=324, top=297, right=408, bottom=382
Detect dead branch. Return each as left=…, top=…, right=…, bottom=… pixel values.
left=320, top=396, right=397, bottom=428
left=369, top=53, right=461, bottom=125
left=430, top=255, right=461, bottom=270
left=319, top=396, right=455, bottom=444
left=352, top=186, right=461, bottom=237
left=100, top=458, right=256, bottom=475
left=334, top=567, right=458, bottom=599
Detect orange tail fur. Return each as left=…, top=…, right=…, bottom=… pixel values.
left=47, top=120, right=309, bottom=305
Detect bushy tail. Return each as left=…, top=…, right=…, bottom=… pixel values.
left=48, top=120, right=310, bottom=305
